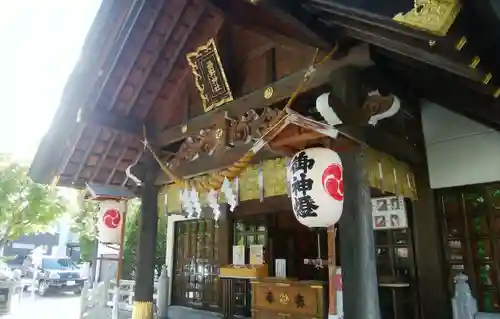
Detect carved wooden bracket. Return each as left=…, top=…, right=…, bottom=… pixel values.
left=168, top=112, right=228, bottom=168
left=168, top=107, right=281, bottom=168
left=226, top=107, right=281, bottom=147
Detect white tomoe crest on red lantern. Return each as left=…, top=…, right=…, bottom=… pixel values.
left=287, top=148, right=344, bottom=228
left=97, top=200, right=125, bottom=244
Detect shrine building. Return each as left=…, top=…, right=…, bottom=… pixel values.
left=29, top=0, right=500, bottom=318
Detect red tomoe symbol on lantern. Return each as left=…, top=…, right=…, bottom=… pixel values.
left=103, top=209, right=121, bottom=229
left=321, top=163, right=344, bottom=201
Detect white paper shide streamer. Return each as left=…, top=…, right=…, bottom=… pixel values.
left=206, top=189, right=220, bottom=221
left=222, top=177, right=237, bottom=211
left=180, top=188, right=194, bottom=218
left=190, top=188, right=202, bottom=218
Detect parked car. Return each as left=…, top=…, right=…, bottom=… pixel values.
left=21, top=255, right=84, bottom=296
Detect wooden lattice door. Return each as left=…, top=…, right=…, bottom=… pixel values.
left=436, top=184, right=500, bottom=313
left=171, top=219, right=221, bottom=311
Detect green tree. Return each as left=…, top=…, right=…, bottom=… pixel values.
left=68, top=195, right=166, bottom=278
left=70, top=197, right=142, bottom=264
left=0, top=163, right=66, bottom=251
left=122, top=207, right=167, bottom=279
left=70, top=193, right=99, bottom=262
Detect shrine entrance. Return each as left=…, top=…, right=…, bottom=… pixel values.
left=171, top=219, right=221, bottom=312
left=219, top=191, right=421, bottom=318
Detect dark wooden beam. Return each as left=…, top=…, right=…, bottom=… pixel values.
left=84, top=0, right=147, bottom=112
left=339, top=149, right=381, bottom=319
left=379, top=56, right=500, bottom=131
left=121, top=0, right=189, bottom=116
left=156, top=44, right=372, bottom=146
left=133, top=154, right=158, bottom=317
left=55, top=126, right=87, bottom=185
left=106, top=145, right=130, bottom=185
left=155, top=123, right=420, bottom=186
left=71, top=128, right=103, bottom=183
left=314, top=14, right=487, bottom=84
left=81, top=110, right=144, bottom=135
left=155, top=146, right=275, bottom=185
left=134, top=2, right=207, bottom=120
left=157, top=70, right=191, bottom=132
left=102, top=0, right=165, bottom=113
left=91, top=132, right=119, bottom=182
left=304, top=0, right=435, bottom=41
left=341, top=125, right=422, bottom=165
left=245, top=0, right=336, bottom=47
left=210, top=0, right=332, bottom=51
left=372, top=48, right=498, bottom=98
left=411, top=164, right=448, bottom=319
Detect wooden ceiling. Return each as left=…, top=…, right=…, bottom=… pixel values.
left=30, top=0, right=325, bottom=188
left=30, top=0, right=500, bottom=189
left=254, top=0, right=500, bottom=127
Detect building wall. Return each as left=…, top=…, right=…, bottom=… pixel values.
left=421, top=102, right=500, bottom=189
left=3, top=233, right=60, bottom=265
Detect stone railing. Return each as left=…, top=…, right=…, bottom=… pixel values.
left=80, top=280, right=109, bottom=319
left=80, top=266, right=168, bottom=319
left=452, top=274, right=500, bottom=319
left=106, top=279, right=159, bottom=311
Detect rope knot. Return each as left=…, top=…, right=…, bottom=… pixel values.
left=304, top=66, right=316, bottom=80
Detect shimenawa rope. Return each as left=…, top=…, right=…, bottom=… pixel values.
left=143, top=44, right=339, bottom=193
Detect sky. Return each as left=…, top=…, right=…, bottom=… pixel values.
left=0, top=0, right=103, bottom=161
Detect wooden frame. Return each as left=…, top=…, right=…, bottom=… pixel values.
left=435, top=184, right=500, bottom=313
left=171, top=219, right=222, bottom=311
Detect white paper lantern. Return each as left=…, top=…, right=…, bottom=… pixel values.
left=97, top=200, right=125, bottom=244
left=287, top=147, right=344, bottom=228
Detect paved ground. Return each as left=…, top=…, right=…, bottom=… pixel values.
left=3, top=292, right=81, bottom=319
left=1, top=293, right=224, bottom=319
left=166, top=306, right=222, bottom=319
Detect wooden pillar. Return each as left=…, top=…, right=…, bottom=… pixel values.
left=411, top=165, right=448, bottom=319
left=339, top=150, right=381, bottom=319
left=132, top=156, right=158, bottom=319
left=327, top=226, right=338, bottom=317
left=218, top=205, right=234, bottom=318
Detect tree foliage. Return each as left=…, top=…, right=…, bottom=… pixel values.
left=69, top=193, right=166, bottom=278
left=69, top=192, right=99, bottom=262
left=0, top=162, right=66, bottom=249
left=122, top=207, right=167, bottom=280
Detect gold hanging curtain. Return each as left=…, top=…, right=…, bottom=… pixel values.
left=159, top=149, right=417, bottom=212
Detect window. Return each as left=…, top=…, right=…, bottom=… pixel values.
left=436, top=185, right=500, bottom=313
left=374, top=197, right=417, bottom=319
left=12, top=243, right=35, bottom=250
left=41, top=258, right=75, bottom=270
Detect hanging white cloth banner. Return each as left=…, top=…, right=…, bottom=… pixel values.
left=97, top=200, right=125, bottom=244
left=287, top=147, right=344, bottom=228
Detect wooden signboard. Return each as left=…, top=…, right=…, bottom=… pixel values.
left=186, top=38, right=233, bottom=112
left=232, top=245, right=245, bottom=265
left=250, top=244, right=264, bottom=265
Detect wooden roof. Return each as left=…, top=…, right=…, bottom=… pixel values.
left=261, top=0, right=500, bottom=127
left=29, top=0, right=327, bottom=188
left=31, top=0, right=222, bottom=188
left=29, top=0, right=500, bottom=189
